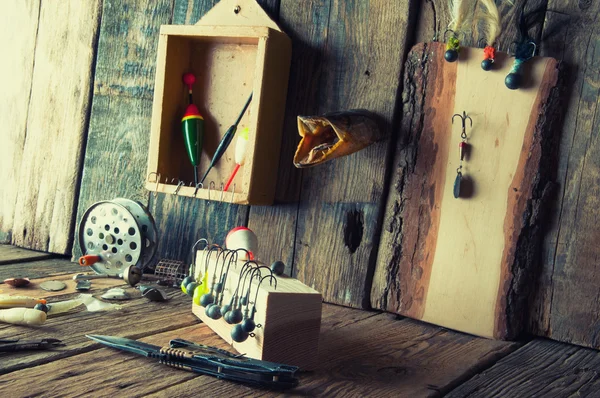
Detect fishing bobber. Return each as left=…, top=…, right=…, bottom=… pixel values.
left=225, top=227, right=258, bottom=260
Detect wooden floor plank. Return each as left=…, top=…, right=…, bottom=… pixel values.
left=0, top=324, right=222, bottom=398
left=0, top=245, right=54, bottom=265
left=0, top=257, right=79, bottom=280
left=446, top=339, right=600, bottom=397
left=0, top=288, right=198, bottom=374
left=145, top=306, right=519, bottom=398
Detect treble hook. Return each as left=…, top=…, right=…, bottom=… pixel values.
left=452, top=111, right=472, bottom=140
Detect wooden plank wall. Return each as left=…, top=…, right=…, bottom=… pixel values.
left=0, top=0, right=102, bottom=254
left=3, top=0, right=600, bottom=348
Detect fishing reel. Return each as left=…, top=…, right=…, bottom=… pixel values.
left=78, top=198, right=158, bottom=276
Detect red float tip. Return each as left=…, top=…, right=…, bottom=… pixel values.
left=183, top=104, right=202, bottom=118
left=182, top=72, right=196, bottom=88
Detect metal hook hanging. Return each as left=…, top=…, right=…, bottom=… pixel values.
left=528, top=41, right=537, bottom=58
left=452, top=111, right=472, bottom=140
left=208, top=181, right=216, bottom=201
left=193, top=182, right=203, bottom=198
left=220, top=182, right=225, bottom=202
left=444, top=29, right=457, bottom=42
left=148, top=172, right=161, bottom=197
left=189, top=238, right=209, bottom=277
left=174, top=180, right=184, bottom=195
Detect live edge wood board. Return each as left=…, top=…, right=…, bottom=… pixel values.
left=372, top=42, right=561, bottom=339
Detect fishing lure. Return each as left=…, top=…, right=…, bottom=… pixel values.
left=505, top=7, right=539, bottom=89
left=181, top=73, right=204, bottom=185
left=452, top=111, right=472, bottom=199
left=478, top=0, right=501, bottom=70
left=445, top=0, right=477, bottom=62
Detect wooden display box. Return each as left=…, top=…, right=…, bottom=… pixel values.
left=146, top=23, right=291, bottom=205
left=192, top=251, right=322, bottom=369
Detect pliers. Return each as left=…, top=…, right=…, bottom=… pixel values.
left=0, top=338, right=65, bottom=352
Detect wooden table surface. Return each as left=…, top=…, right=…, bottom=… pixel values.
left=0, top=245, right=600, bottom=397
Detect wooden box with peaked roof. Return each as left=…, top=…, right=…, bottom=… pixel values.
left=146, top=0, right=291, bottom=205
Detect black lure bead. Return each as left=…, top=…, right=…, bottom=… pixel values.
left=481, top=59, right=493, bottom=71
left=241, top=318, right=256, bottom=333
left=270, top=261, right=285, bottom=276
left=181, top=276, right=194, bottom=291
left=185, top=282, right=199, bottom=298
left=445, top=49, right=458, bottom=62
left=227, top=308, right=243, bottom=324
left=505, top=73, right=521, bottom=90
left=207, top=304, right=222, bottom=320
left=199, top=293, right=214, bottom=307
left=231, top=324, right=249, bottom=343
left=221, top=303, right=231, bottom=316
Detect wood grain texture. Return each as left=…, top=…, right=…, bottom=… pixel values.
left=73, top=0, right=173, bottom=259
left=0, top=287, right=197, bottom=375
left=0, top=325, right=222, bottom=398
left=0, top=245, right=54, bottom=265
left=0, top=0, right=40, bottom=244
left=446, top=339, right=600, bottom=397
left=528, top=1, right=600, bottom=348
left=0, top=257, right=81, bottom=280
left=290, top=0, right=414, bottom=308
left=150, top=307, right=519, bottom=397
left=247, top=0, right=330, bottom=274
left=9, top=0, right=102, bottom=254
left=372, top=42, right=560, bottom=339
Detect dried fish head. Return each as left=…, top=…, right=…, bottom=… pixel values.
left=293, top=110, right=384, bottom=168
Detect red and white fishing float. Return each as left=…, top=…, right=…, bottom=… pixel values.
left=225, top=227, right=258, bottom=260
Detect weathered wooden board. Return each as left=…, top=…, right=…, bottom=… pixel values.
left=72, top=0, right=173, bottom=259
left=265, top=0, right=414, bottom=309
left=446, top=339, right=600, bottom=397
left=372, top=42, right=560, bottom=339
left=0, top=245, right=54, bottom=265
left=246, top=0, right=327, bottom=271
left=528, top=1, right=600, bottom=348
left=0, top=287, right=197, bottom=374
left=0, top=257, right=81, bottom=280
left=0, top=324, right=223, bottom=398
left=9, top=0, right=102, bottom=254
left=0, top=1, right=40, bottom=244
left=148, top=306, right=519, bottom=397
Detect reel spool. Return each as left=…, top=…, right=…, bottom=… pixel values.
left=79, top=199, right=158, bottom=276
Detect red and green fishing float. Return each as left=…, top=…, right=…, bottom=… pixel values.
left=182, top=72, right=204, bottom=185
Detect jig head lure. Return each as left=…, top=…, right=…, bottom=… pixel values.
left=452, top=111, right=472, bottom=199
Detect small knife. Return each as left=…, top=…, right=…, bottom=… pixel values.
left=86, top=335, right=299, bottom=389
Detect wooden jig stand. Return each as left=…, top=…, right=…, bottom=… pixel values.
left=374, top=42, right=561, bottom=340
left=145, top=0, right=291, bottom=205
left=192, top=250, right=322, bottom=369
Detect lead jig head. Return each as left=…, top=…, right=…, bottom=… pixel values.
left=444, top=30, right=460, bottom=62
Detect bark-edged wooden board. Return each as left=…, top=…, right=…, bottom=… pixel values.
left=372, top=42, right=561, bottom=339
